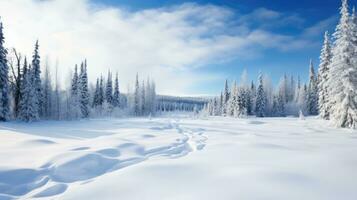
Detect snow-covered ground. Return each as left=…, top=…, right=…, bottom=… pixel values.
left=0, top=115, right=357, bottom=200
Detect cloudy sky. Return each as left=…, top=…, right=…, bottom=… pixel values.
left=0, top=0, right=354, bottom=96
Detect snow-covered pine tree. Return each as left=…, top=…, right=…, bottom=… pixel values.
left=150, top=80, right=156, bottom=113
left=328, top=0, right=357, bottom=128
left=277, top=93, right=286, bottom=117
left=145, top=79, right=152, bottom=113
left=140, top=81, right=145, bottom=115
left=31, top=40, right=42, bottom=118
left=255, top=73, right=266, bottom=117
left=289, top=76, right=296, bottom=102
left=92, top=78, right=100, bottom=108
left=79, top=61, right=90, bottom=118
left=306, top=60, right=319, bottom=115
left=145, top=78, right=157, bottom=115
left=263, top=75, right=273, bottom=115
left=218, top=91, right=223, bottom=116
left=245, top=88, right=252, bottom=115
left=213, top=97, right=220, bottom=116
left=42, top=60, right=52, bottom=119
left=272, top=95, right=279, bottom=117
left=134, top=73, right=140, bottom=116
left=222, top=79, right=229, bottom=115
left=239, top=70, right=251, bottom=116
left=250, top=81, right=256, bottom=114
left=0, top=21, right=9, bottom=121
left=99, top=75, right=105, bottom=106
left=227, top=81, right=237, bottom=117
left=280, top=74, right=288, bottom=103
left=236, top=87, right=247, bottom=117
left=19, top=63, right=39, bottom=122
left=277, top=77, right=287, bottom=116
left=112, top=72, right=120, bottom=108
left=70, top=65, right=81, bottom=119
left=294, top=76, right=301, bottom=103
left=318, top=31, right=332, bottom=119
left=105, top=70, right=113, bottom=105
left=53, top=60, right=60, bottom=120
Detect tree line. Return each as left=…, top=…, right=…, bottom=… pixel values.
left=0, top=20, right=157, bottom=121
left=204, top=0, right=357, bottom=129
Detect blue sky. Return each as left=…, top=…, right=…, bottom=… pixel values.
left=89, top=0, right=355, bottom=95
left=1, top=0, right=356, bottom=96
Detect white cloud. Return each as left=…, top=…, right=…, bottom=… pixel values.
left=0, top=0, right=313, bottom=95
left=303, top=15, right=338, bottom=37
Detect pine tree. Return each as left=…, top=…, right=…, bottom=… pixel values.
left=272, top=95, right=278, bottom=117
left=92, top=78, right=100, bottom=108
left=294, top=76, right=301, bottom=103
left=42, top=61, right=52, bottom=119
left=105, top=70, right=113, bottom=105
left=150, top=80, right=156, bottom=113
left=19, top=63, right=38, bottom=122
left=277, top=93, right=286, bottom=117
left=31, top=40, right=42, bottom=117
left=54, top=61, right=60, bottom=120
left=306, top=60, right=319, bottom=115
left=145, top=78, right=156, bottom=114
left=298, top=84, right=307, bottom=114
left=213, top=97, right=220, bottom=116
left=99, top=75, right=104, bottom=106
left=140, top=81, right=145, bottom=114
left=222, top=79, right=229, bottom=115
left=236, top=87, right=247, bottom=117
left=70, top=65, right=81, bottom=119
left=218, top=91, right=223, bottom=116
left=328, top=0, right=357, bottom=128
left=79, top=61, right=90, bottom=118
left=318, top=31, right=332, bottom=119
left=277, top=77, right=287, bottom=116
left=289, top=76, right=296, bottom=102
left=255, top=73, right=266, bottom=117
left=134, top=73, right=140, bottom=115
left=112, top=73, right=120, bottom=108
left=227, top=81, right=237, bottom=116
left=250, top=81, right=256, bottom=114
left=0, top=21, right=9, bottom=121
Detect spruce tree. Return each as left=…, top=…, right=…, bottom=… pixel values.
left=112, top=73, right=120, bottom=108
left=70, top=65, right=81, bottom=119
left=227, top=81, right=237, bottom=117
left=318, top=32, right=332, bottom=119
left=141, top=81, right=146, bottom=114
left=79, top=61, right=90, bottom=118
left=272, top=96, right=278, bottom=117
left=277, top=77, right=287, bottom=116
left=42, top=62, right=52, bottom=119
left=105, top=70, right=113, bottom=105
left=277, top=93, right=286, bottom=117
left=328, top=0, right=357, bottom=128
left=0, top=21, right=9, bottom=121
left=92, top=78, right=100, bottom=108
left=31, top=40, right=42, bottom=117
left=134, top=73, right=140, bottom=115
left=19, top=64, right=38, bottom=122
left=255, top=73, right=266, bottom=117
left=222, top=80, right=229, bottom=115
left=306, top=60, right=318, bottom=115
left=236, top=87, right=247, bottom=117
left=99, top=75, right=104, bottom=106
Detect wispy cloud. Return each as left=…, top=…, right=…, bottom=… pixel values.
left=0, top=0, right=320, bottom=95
left=302, top=15, right=338, bottom=37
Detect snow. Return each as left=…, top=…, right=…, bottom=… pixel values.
left=0, top=115, right=357, bottom=200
